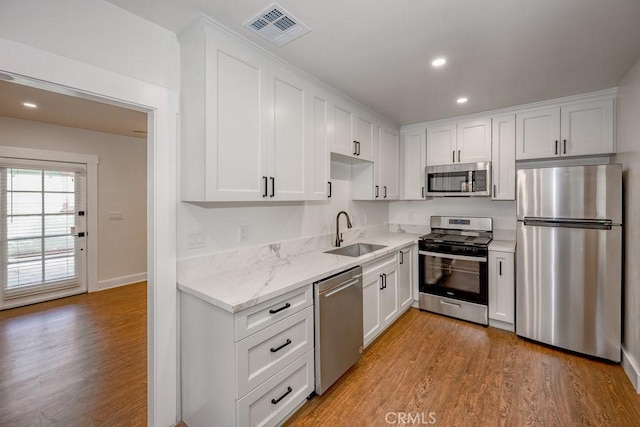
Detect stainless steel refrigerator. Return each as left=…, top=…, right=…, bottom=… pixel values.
left=516, top=164, right=622, bottom=362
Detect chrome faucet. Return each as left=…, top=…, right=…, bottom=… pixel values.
left=335, top=211, right=353, bottom=247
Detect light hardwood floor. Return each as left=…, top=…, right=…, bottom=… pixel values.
left=286, top=308, right=640, bottom=426
left=0, top=282, right=147, bottom=426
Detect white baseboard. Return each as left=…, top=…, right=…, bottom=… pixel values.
left=622, top=346, right=640, bottom=393
left=97, top=273, right=147, bottom=291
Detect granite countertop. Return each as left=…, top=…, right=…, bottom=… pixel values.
left=177, top=232, right=420, bottom=314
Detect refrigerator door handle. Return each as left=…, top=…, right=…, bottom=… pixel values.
left=523, top=217, right=614, bottom=230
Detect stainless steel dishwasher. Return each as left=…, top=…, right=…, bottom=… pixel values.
left=314, top=266, right=363, bottom=395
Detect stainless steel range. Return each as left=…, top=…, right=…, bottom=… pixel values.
left=418, top=216, right=492, bottom=325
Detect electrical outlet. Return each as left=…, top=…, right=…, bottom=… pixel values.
left=239, top=225, right=249, bottom=242
left=187, top=229, right=205, bottom=250
left=408, top=213, right=415, bottom=221
left=109, top=211, right=123, bottom=221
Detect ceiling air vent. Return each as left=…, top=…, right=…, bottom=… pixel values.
left=244, top=3, right=310, bottom=47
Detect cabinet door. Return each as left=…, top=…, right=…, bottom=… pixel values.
left=380, top=128, right=399, bottom=200
left=402, top=128, right=426, bottom=200
left=332, top=100, right=355, bottom=157
left=268, top=64, right=308, bottom=200
left=355, top=113, right=375, bottom=161
left=205, top=30, right=269, bottom=201
left=380, top=265, right=398, bottom=327
left=488, top=251, right=514, bottom=327
left=457, top=118, right=492, bottom=163
left=307, top=85, right=331, bottom=200
left=363, top=274, right=382, bottom=347
left=398, top=248, right=413, bottom=310
left=561, top=99, right=615, bottom=157
left=427, top=123, right=457, bottom=166
left=491, top=114, right=516, bottom=201
left=515, top=107, right=560, bottom=160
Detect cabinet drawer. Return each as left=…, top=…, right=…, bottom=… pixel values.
left=236, top=306, right=313, bottom=397
left=363, top=254, right=396, bottom=278
left=237, top=350, right=314, bottom=427
left=235, top=286, right=312, bottom=341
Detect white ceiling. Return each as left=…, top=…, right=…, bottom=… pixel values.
left=105, top=0, right=640, bottom=126
left=0, top=79, right=147, bottom=139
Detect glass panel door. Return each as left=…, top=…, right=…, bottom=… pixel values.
left=1, top=161, right=86, bottom=303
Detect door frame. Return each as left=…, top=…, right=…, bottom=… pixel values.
left=0, top=38, right=179, bottom=426
left=0, top=148, right=98, bottom=308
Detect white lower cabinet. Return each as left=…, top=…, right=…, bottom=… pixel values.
left=180, top=285, right=314, bottom=427
left=363, top=247, right=414, bottom=348
left=488, top=250, right=515, bottom=331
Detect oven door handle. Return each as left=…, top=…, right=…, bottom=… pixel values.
left=419, top=250, right=487, bottom=262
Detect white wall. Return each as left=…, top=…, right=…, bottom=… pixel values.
left=0, top=0, right=179, bottom=91
left=389, top=198, right=516, bottom=231
left=615, top=56, right=640, bottom=389
left=0, top=116, right=147, bottom=287
left=178, top=161, right=389, bottom=258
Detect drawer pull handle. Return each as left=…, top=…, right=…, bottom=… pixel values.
left=269, top=303, right=291, bottom=314
left=271, top=386, right=293, bottom=405
left=270, top=339, right=292, bottom=353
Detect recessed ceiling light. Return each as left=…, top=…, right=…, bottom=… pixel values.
left=457, top=97, right=468, bottom=104
left=23, top=102, right=38, bottom=108
left=431, top=57, right=447, bottom=67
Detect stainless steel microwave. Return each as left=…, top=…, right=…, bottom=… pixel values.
left=425, top=162, right=491, bottom=197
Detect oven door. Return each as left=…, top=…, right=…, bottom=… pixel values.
left=418, top=250, right=488, bottom=304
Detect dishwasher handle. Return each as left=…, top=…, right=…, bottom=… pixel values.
left=321, top=277, right=361, bottom=298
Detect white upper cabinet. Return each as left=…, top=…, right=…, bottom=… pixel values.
left=426, top=119, right=491, bottom=166
left=491, top=114, right=516, bottom=200
left=355, top=113, right=375, bottom=161
left=402, top=127, right=427, bottom=200
left=268, top=63, right=309, bottom=201
left=426, top=123, right=457, bottom=166
left=307, top=85, right=331, bottom=200
left=457, top=118, right=492, bottom=163
left=379, top=127, right=400, bottom=200
left=331, top=100, right=356, bottom=157
left=181, top=22, right=269, bottom=202
left=560, top=99, right=615, bottom=157
left=516, top=98, right=614, bottom=160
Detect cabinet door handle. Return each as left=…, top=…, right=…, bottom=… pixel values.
left=555, top=140, right=559, bottom=155
left=375, top=185, right=379, bottom=198
left=384, top=186, right=387, bottom=198
left=452, top=151, right=455, bottom=163
left=493, top=184, right=496, bottom=198
left=270, top=177, right=275, bottom=197
left=499, top=261, right=502, bottom=276
left=263, top=176, right=268, bottom=197
left=421, top=186, right=425, bottom=198
left=270, top=338, right=292, bottom=353
left=269, top=302, right=291, bottom=314
left=383, top=273, right=387, bottom=289
left=458, top=150, right=461, bottom=163
left=357, top=141, right=361, bottom=156
left=563, top=139, right=567, bottom=154
left=353, top=140, right=358, bottom=155
left=399, top=251, right=404, bottom=264
left=379, top=274, right=384, bottom=290
left=271, top=386, right=293, bottom=405
left=328, top=181, right=332, bottom=198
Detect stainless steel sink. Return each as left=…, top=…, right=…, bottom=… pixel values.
left=324, top=243, right=387, bottom=257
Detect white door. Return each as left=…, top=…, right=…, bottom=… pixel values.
left=427, top=123, right=456, bottom=166
left=0, top=160, right=87, bottom=309
left=331, top=101, right=355, bottom=157
left=362, top=273, right=382, bottom=347
left=560, top=99, right=615, bottom=157
left=488, top=251, right=514, bottom=326
left=458, top=118, right=492, bottom=163
left=398, top=248, right=413, bottom=309
left=402, top=128, right=426, bottom=200
left=307, top=85, right=331, bottom=200
left=380, top=128, right=399, bottom=199
left=355, top=114, right=374, bottom=161
left=268, top=63, right=308, bottom=200
left=491, top=114, right=516, bottom=200
left=380, top=265, right=398, bottom=327
left=515, top=107, right=560, bottom=160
